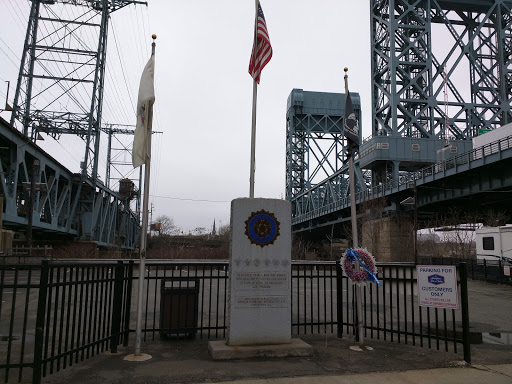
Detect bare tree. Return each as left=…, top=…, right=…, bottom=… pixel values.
left=418, top=222, right=442, bottom=262
left=431, top=208, right=476, bottom=259
left=218, top=224, right=230, bottom=239
left=291, top=234, right=313, bottom=260
left=482, top=209, right=509, bottom=227
left=360, top=197, right=387, bottom=255
left=155, top=215, right=180, bottom=235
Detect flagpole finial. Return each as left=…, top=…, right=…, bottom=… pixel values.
left=344, top=67, right=348, bottom=72
left=151, top=35, right=156, bottom=56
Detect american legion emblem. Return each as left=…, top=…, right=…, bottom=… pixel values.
left=245, top=209, right=280, bottom=247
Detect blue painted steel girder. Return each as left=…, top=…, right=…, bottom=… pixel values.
left=292, top=132, right=512, bottom=231
left=8, top=0, right=143, bottom=248
left=286, top=89, right=364, bottom=200
left=371, top=0, right=512, bottom=142
left=0, top=117, right=139, bottom=248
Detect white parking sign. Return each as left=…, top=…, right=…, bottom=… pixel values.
left=417, top=266, right=459, bottom=309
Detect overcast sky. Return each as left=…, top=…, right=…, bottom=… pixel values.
left=0, top=0, right=372, bottom=233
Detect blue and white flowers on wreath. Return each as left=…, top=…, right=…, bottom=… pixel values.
left=340, top=248, right=381, bottom=285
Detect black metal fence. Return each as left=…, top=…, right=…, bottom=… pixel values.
left=420, top=257, right=512, bottom=285
left=1, top=259, right=472, bottom=383
left=0, top=260, right=132, bottom=384
left=291, top=261, right=470, bottom=362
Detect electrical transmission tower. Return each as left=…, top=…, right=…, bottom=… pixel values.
left=103, top=123, right=161, bottom=220
left=9, top=0, right=146, bottom=241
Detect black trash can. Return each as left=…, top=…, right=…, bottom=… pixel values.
left=160, top=278, right=199, bottom=338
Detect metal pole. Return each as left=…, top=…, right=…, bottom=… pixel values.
left=4, top=81, right=10, bottom=109
left=27, top=159, right=39, bottom=257
left=345, top=68, right=363, bottom=346
left=459, top=262, right=471, bottom=364
left=134, top=38, right=155, bottom=357
left=249, top=0, right=259, bottom=198
left=249, top=80, right=258, bottom=198
left=336, top=259, right=343, bottom=338
left=414, top=179, right=418, bottom=264
left=106, top=126, right=112, bottom=188
left=33, top=259, right=49, bottom=384
left=344, top=70, right=358, bottom=249
left=348, top=156, right=358, bottom=248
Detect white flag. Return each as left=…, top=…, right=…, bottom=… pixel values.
left=132, top=55, right=155, bottom=168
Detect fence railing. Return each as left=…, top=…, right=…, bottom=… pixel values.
left=0, top=259, right=472, bottom=383
left=292, top=134, right=512, bottom=224
left=292, top=261, right=470, bottom=362
left=0, top=260, right=132, bottom=384
left=419, top=257, right=512, bottom=285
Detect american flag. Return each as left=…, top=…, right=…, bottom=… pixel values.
left=249, top=2, right=272, bottom=84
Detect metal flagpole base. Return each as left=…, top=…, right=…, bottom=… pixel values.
left=123, top=353, right=152, bottom=362
left=349, top=345, right=374, bottom=352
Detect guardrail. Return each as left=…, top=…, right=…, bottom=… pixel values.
left=0, top=260, right=471, bottom=383
left=292, top=134, right=512, bottom=224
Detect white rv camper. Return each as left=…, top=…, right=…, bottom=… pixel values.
left=475, top=226, right=512, bottom=264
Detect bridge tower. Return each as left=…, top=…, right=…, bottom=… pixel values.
left=369, top=0, right=512, bottom=181
left=290, top=1, right=512, bottom=259
left=11, top=0, right=144, bottom=178
left=372, top=0, right=512, bottom=138
left=286, top=89, right=366, bottom=218
left=8, top=0, right=145, bottom=245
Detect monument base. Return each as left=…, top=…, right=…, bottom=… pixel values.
left=208, top=338, right=313, bottom=360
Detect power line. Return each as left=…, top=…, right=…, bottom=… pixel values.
left=110, top=19, right=136, bottom=114
left=151, top=195, right=231, bottom=204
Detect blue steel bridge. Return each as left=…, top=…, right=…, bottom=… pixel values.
left=287, top=0, right=512, bottom=240
left=0, top=116, right=139, bottom=248
left=290, top=128, right=512, bottom=234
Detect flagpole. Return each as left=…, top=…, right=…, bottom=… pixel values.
left=345, top=67, right=364, bottom=347
left=344, top=68, right=358, bottom=249
left=134, top=36, right=156, bottom=358
left=249, top=0, right=259, bottom=198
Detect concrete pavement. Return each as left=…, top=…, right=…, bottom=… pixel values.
left=41, top=334, right=512, bottom=384
left=186, top=365, right=512, bottom=384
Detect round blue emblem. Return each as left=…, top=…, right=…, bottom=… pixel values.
left=245, top=210, right=280, bottom=247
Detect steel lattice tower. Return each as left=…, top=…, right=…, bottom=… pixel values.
left=286, top=89, right=364, bottom=202
left=10, top=0, right=145, bottom=231
left=371, top=0, right=512, bottom=140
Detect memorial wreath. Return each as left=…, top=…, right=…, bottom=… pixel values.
left=341, top=248, right=381, bottom=285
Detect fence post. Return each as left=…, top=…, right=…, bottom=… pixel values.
left=110, top=261, right=124, bottom=353
left=33, top=260, right=49, bottom=384
left=459, top=262, right=471, bottom=365
left=123, top=260, right=134, bottom=347
left=336, top=259, right=343, bottom=338
left=484, top=259, right=487, bottom=281
left=499, top=260, right=503, bottom=284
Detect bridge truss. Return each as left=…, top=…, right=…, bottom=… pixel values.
left=7, top=0, right=146, bottom=248
left=371, top=0, right=512, bottom=140
left=286, top=89, right=369, bottom=219
left=290, top=0, right=512, bottom=231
